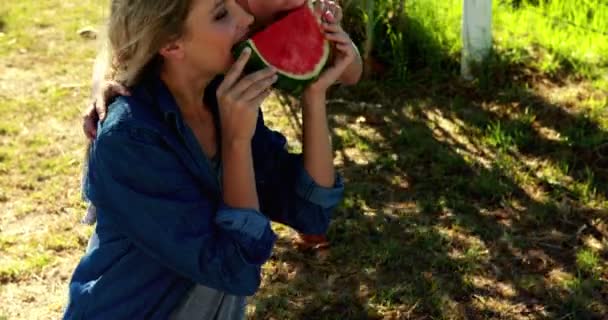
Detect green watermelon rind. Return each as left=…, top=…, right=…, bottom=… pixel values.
left=231, top=0, right=331, bottom=96
left=233, top=40, right=330, bottom=96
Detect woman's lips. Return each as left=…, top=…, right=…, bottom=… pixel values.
left=234, top=28, right=250, bottom=45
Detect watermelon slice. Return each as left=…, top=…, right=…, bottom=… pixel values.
left=233, top=0, right=330, bottom=95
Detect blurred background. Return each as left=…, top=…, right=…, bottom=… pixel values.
left=0, top=0, right=606, bottom=319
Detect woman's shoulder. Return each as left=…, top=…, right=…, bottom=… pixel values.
left=98, top=89, right=166, bottom=138
left=99, top=96, right=133, bottom=132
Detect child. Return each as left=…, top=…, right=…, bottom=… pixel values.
left=81, top=0, right=361, bottom=251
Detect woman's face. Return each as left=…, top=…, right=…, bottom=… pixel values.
left=179, top=0, right=254, bottom=76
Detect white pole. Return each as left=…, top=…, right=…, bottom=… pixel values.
left=461, top=0, right=493, bottom=80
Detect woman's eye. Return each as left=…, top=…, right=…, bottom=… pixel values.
left=215, top=9, right=228, bottom=20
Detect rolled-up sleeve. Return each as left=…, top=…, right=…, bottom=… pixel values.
left=215, top=206, right=277, bottom=264
left=294, top=165, right=344, bottom=209
left=87, top=125, right=276, bottom=296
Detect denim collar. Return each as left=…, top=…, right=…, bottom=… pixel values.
left=130, top=71, right=224, bottom=196
left=133, top=72, right=223, bottom=132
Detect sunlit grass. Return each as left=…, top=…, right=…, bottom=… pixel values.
left=494, top=0, right=608, bottom=78
left=352, top=0, right=608, bottom=80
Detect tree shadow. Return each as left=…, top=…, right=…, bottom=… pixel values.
left=250, top=11, right=607, bottom=320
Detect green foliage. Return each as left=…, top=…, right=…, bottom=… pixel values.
left=576, top=249, right=601, bottom=277
left=342, top=0, right=608, bottom=80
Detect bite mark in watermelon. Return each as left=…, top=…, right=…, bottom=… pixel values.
left=234, top=0, right=330, bottom=95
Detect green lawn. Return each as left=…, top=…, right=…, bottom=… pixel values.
left=1, top=0, right=607, bottom=319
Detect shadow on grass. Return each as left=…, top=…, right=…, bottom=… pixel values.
left=250, top=14, right=608, bottom=320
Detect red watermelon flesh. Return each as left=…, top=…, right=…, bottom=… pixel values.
left=244, top=0, right=330, bottom=80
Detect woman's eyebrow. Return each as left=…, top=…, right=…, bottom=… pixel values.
left=213, top=0, right=224, bottom=10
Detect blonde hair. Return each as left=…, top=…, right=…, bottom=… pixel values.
left=97, top=0, right=194, bottom=86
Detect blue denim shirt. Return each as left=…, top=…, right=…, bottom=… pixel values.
left=63, top=74, right=344, bottom=319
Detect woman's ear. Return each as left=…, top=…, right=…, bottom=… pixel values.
left=159, top=39, right=185, bottom=60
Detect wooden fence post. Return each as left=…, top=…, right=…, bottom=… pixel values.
left=461, top=0, right=492, bottom=80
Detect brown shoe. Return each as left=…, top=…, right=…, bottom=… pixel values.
left=293, top=234, right=330, bottom=250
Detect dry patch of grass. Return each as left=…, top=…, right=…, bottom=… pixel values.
left=0, top=0, right=102, bottom=318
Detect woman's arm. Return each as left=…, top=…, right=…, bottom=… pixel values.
left=222, top=141, right=260, bottom=210
left=216, top=47, right=277, bottom=211
left=89, top=113, right=276, bottom=296
left=251, top=111, right=344, bottom=235
left=249, top=15, right=354, bottom=237
left=301, top=92, right=335, bottom=187
left=302, top=14, right=356, bottom=186
left=336, top=42, right=363, bottom=85
left=323, top=0, right=362, bottom=86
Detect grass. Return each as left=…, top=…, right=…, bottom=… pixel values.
left=495, top=0, right=608, bottom=78
left=347, top=0, right=608, bottom=84
left=1, top=0, right=608, bottom=319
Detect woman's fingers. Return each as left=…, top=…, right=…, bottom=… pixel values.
left=314, top=43, right=354, bottom=88
left=322, top=22, right=342, bottom=33
left=323, top=32, right=351, bottom=45
left=335, top=44, right=355, bottom=65
left=217, top=47, right=251, bottom=95
left=336, top=42, right=351, bottom=52
left=314, top=0, right=325, bottom=16
left=231, top=67, right=276, bottom=98
left=316, top=0, right=342, bottom=23
left=329, top=1, right=342, bottom=22
left=240, top=72, right=278, bottom=101
left=323, top=10, right=335, bottom=23
left=250, top=88, right=273, bottom=107
left=325, top=1, right=341, bottom=23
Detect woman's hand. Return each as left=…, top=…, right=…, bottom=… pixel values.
left=305, top=11, right=357, bottom=98
left=317, top=0, right=342, bottom=24
left=82, top=80, right=130, bottom=140
left=217, top=48, right=276, bottom=212
left=216, top=48, right=277, bottom=144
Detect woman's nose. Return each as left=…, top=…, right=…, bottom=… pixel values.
left=233, top=1, right=254, bottom=28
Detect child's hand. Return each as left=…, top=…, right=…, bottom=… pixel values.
left=83, top=80, right=130, bottom=140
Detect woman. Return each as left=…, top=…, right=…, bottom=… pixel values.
left=64, top=0, right=355, bottom=319
left=81, top=0, right=361, bottom=251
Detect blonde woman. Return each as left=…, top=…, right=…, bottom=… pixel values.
left=81, top=0, right=361, bottom=251
left=64, top=0, right=355, bottom=319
